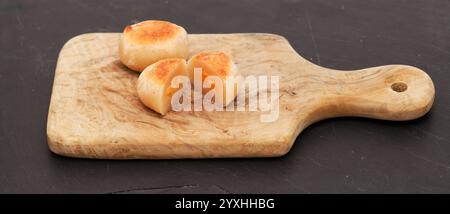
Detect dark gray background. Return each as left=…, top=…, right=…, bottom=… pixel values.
left=0, top=0, right=449, bottom=193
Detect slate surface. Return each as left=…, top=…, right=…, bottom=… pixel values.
left=0, top=0, right=449, bottom=193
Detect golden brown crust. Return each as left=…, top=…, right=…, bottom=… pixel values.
left=143, top=58, right=184, bottom=84
left=190, top=51, right=231, bottom=77
left=153, top=59, right=182, bottom=80
left=119, top=20, right=188, bottom=72
left=123, top=20, right=183, bottom=44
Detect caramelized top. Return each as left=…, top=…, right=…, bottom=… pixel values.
left=190, top=51, right=232, bottom=77
left=143, top=58, right=185, bottom=84
left=123, top=20, right=184, bottom=44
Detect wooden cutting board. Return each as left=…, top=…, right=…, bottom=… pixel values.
left=47, top=33, right=435, bottom=159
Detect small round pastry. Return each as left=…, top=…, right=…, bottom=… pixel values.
left=137, top=58, right=187, bottom=115
left=187, top=51, right=238, bottom=106
left=119, top=20, right=188, bottom=72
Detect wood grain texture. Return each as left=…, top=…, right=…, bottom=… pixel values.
left=47, top=33, right=435, bottom=159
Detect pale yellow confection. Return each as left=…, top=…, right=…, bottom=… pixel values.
left=187, top=51, right=238, bottom=106
left=137, top=58, right=187, bottom=115
left=119, top=20, right=188, bottom=72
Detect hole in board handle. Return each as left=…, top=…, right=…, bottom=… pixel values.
left=391, top=82, right=408, bottom=92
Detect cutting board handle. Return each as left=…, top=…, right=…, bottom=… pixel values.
left=311, top=65, right=435, bottom=121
